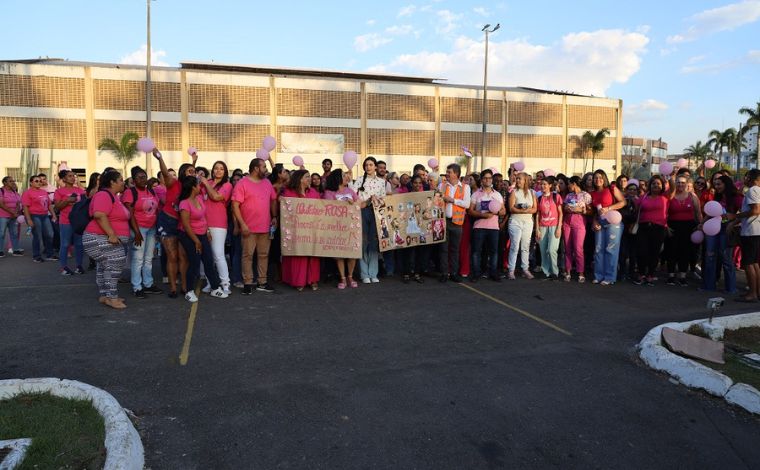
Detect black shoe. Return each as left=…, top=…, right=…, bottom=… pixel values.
left=133, top=289, right=147, bottom=299
left=470, top=275, right=479, bottom=283
left=402, top=275, right=410, bottom=284
left=33, top=257, right=43, bottom=263
left=74, top=266, right=85, bottom=274
left=413, top=274, right=424, bottom=284
left=438, top=274, right=448, bottom=283
left=678, top=278, right=689, bottom=287
left=632, top=277, right=643, bottom=285
left=168, top=291, right=178, bottom=299
left=666, top=277, right=676, bottom=286
left=143, top=285, right=163, bottom=294
left=88, top=260, right=96, bottom=270
left=489, top=275, right=502, bottom=282
left=49, top=255, right=59, bottom=261
left=11, top=250, right=24, bottom=256
left=118, top=277, right=129, bottom=284
left=451, top=275, right=464, bottom=283
left=0, top=251, right=4, bottom=258
left=242, top=284, right=254, bottom=295
left=256, top=283, right=275, bottom=293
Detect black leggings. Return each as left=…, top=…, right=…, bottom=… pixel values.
left=636, top=222, right=666, bottom=277
left=667, top=220, right=697, bottom=274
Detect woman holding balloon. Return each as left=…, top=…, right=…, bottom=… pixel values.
left=701, top=175, right=742, bottom=293
left=665, top=175, right=702, bottom=286
left=632, top=175, right=669, bottom=286
left=590, top=170, right=626, bottom=285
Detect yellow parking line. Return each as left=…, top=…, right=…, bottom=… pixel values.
left=178, top=282, right=201, bottom=366
left=458, top=283, right=573, bottom=336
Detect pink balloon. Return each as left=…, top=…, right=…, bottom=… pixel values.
left=677, top=158, right=687, bottom=168
left=488, top=167, right=498, bottom=174
left=262, top=136, right=276, bottom=152
left=137, top=137, right=155, bottom=153
left=604, top=210, right=622, bottom=225
left=187, top=146, right=197, bottom=156
left=690, top=231, right=704, bottom=244
left=293, top=155, right=304, bottom=167
left=703, top=216, right=722, bottom=236
left=705, top=159, right=716, bottom=169
left=427, top=158, right=439, bottom=169
left=255, top=148, right=270, bottom=161
left=513, top=161, right=525, bottom=172
left=343, top=151, right=358, bottom=168
left=628, top=178, right=639, bottom=187
left=544, top=168, right=556, bottom=177
left=659, top=161, right=673, bottom=175
left=488, top=199, right=502, bottom=214
left=704, top=200, right=723, bottom=218
left=16, top=215, right=25, bottom=225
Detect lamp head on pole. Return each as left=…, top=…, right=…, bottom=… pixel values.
left=482, top=24, right=491, bottom=31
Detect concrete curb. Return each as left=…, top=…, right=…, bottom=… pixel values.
left=637, top=312, right=760, bottom=415
left=0, top=378, right=144, bottom=470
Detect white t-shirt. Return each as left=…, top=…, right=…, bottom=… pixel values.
left=741, top=186, right=760, bottom=236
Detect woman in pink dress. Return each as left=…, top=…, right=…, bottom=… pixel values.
left=281, top=170, right=322, bottom=291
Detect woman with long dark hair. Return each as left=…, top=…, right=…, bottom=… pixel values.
left=590, top=169, right=626, bottom=284
left=267, top=164, right=289, bottom=282
left=200, top=160, right=232, bottom=294
left=323, top=169, right=359, bottom=288
left=177, top=177, right=228, bottom=302
left=633, top=175, right=669, bottom=286
left=702, top=174, right=742, bottom=293
left=281, top=169, right=322, bottom=291
left=350, top=157, right=386, bottom=283
left=85, top=172, right=101, bottom=198
left=562, top=176, right=592, bottom=282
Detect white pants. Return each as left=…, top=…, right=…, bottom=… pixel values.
left=208, top=227, right=229, bottom=287
left=508, top=216, right=533, bottom=272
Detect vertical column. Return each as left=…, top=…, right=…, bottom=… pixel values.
left=269, top=76, right=277, bottom=163
left=562, top=96, right=569, bottom=175
left=180, top=70, right=189, bottom=165
left=616, top=99, right=623, bottom=178
left=501, top=91, right=508, bottom=176
left=434, top=86, right=441, bottom=161
left=360, top=82, right=367, bottom=158
left=83, top=67, right=96, bottom=175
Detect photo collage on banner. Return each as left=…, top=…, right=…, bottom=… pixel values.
left=373, top=191, right=447, bottom=252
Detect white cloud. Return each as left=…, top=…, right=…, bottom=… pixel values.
left=366, top=19, right=376, bottom=26
left=473, top=6, right=490, bottom=17
left=119, top=44, right=169, bottom=66
left=436, top=9, right=462, bottom=35
left=636, top=25, right=651, bottom=34
left=398, top=4, right=416, bottom=17
left=625, top=99, right=668, bottom=124
left=385, top=25, right=414, bottom=35
left=354, top=33, right=393, bottom=52
left=667, top=0, right=760, bottom=44
left=686, top=55, right=705, bottom=64
left=680, top=49, right=760, bottom=74
left=369, top=29, right=649, bottom=96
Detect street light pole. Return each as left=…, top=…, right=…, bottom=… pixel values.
left=146, top=0, right=153, bottom=173
left=481, top=24, right=499, bottom=172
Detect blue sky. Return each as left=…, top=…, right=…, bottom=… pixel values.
left=2, top=0, right=759, bottom=153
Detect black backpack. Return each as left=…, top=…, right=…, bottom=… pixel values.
left=70, top=191, right=115, bottom=235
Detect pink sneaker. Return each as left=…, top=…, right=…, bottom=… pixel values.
left=523, top=271, right=534, bottom=280
left=507, top=272, right=516, bottom=280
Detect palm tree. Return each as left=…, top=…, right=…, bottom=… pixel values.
left=706, top=128, right=736, bottom=164
left=97, top=132, right=140, bottom=175
left=683, top=140, right=712, bottom=169
left=581, top=128, right=610, bottom=172
left=740, top=101, right=760, bottom=165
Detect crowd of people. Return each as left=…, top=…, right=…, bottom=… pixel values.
left=2, top=150, right=760, bottom=310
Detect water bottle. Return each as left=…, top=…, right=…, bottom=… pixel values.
left=26, top=227, right=32, bottom=236
left=269, top=224, right=276, bottom=240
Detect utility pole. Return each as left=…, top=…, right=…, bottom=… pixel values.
left=146, top=0, right=153, bottom=174
left=481, top=23, right=500, bottom=172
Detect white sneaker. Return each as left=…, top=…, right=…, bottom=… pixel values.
left=222, top=285, right=232, bottom=295
left=233, top=281, right=244, bottom=289
left=362, top=278, right=371, bottom=284
left=209, top=287, right=229, bottom=298
left=163, top=276, right=169, bottom=284
left=370, top=277, right=380, bottom=283
left=184, top=291, right=198, bottom=303
left=201, top=284, right=212, bottom=293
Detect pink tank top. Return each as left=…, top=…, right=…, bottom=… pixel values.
left=668, top=195, right=696, bottom=222
left=638, top=195, right=668, bottom=226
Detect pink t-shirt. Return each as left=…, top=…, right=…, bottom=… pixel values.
left=537, top=192, right=563, bottom=227
left=470, top=189, right=503, bottom=230
left=21, top=188, right=50, bottom=215
left=154, top=184, right=167, bottom=208
left=178, top=196, right=208, bottom=235
left=162, top=181, right=181, bottom=218
left=85, top=191, right=131, bottom=236
left=668, top=194, right=698, bottom=222
left=0, top=188, right=22, bottom=218
left=564, top=191, right=592, bottom=226
left=203, top=181, right=232, bottom=229
left=637, top=195, right=668, bottom=226
left=122, top=187, right=160, bottom=228
left=231, top=177, right=277, bottom=234
left=54, top=187, right=86, bottom=225
left=323, top=187, right=358, bottom=202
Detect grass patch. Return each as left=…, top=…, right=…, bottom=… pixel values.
left=0, top=392, right=106, bottom=470
left=687, top=326, right=760, bottom=391
left=724, top=326, right=760, bottom=354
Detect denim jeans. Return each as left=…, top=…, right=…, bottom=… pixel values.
left=59, top=223, right=84, bottom=268
left=703, top=225, right=736, bottom=293
left=178, top=231, right=220, bottom=291
left=471, top=228, right=499, bottom=277
left=130, top=226, right=157, bottom=291
left=0, top=217, right=20, bottom=252
left=360, top=206, right=379, bottom=279
left=229, top=231, right=243, bottom=284
left=30, top=214, right=54, bottom=259
left=593, top=220, right=623, bottom=282
left=538, top=225, right=560, bottom=276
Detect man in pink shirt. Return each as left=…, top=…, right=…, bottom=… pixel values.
left=53, top=169, right=87, bottom=274
left=232, top=158, right=278, bottom=295
left=468, top=169, right=504, bottom=282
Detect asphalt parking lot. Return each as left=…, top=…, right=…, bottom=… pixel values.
left=2, top=239, right=760, bottom=469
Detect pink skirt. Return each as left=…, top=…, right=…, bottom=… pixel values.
left=281, top=256, right=321, bottom=288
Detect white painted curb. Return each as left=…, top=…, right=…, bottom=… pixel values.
left=637, top=312, right=760, bottom=415
left=0, top=378, right=144, bottom=470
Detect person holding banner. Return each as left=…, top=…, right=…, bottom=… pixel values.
left=281, top=170, right=322, bottom=291
left=351, top=157, right=386, bottom=284
left=468, top=169, right=504, bottom=282
left=438, top=163, right=470, bottom=283
left=323, top=169, right=359, bottom=288
left=399, top=175, right=430, bottom=284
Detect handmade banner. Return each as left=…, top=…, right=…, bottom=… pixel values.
left=373, top=191, right=447, bottom=252
left=280, top=197, right=361, bottom=259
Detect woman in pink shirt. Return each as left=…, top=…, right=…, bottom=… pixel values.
left=22, top=174, right=56, bottom=262
left=123, top=166, right=162, bottom=298
left=200, top=160, right=233, bottom=294
left=323, top=169, right=359, bottom=289
left=535, top=176, right=563, bottom=278
left=177, top=177, right=228, bottom=303
left=82, top=170, right=131, bottom=310
left=281, top=170, right=322, bottom=291
left=0, top=176, right=23, bottom=256
left=666, top=175, right=702, bottom=286
left=53, top=169, right=87, bottom=274
left=634, top=175, right=669, bottom=286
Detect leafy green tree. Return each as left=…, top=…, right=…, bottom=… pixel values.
left=683, top=140, right=712, bottom=169
left=97, top=132, right=139, bottom=175
left=581, top=128, right=610, bottom=172
left=739, top=101, right=760, bottom=159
